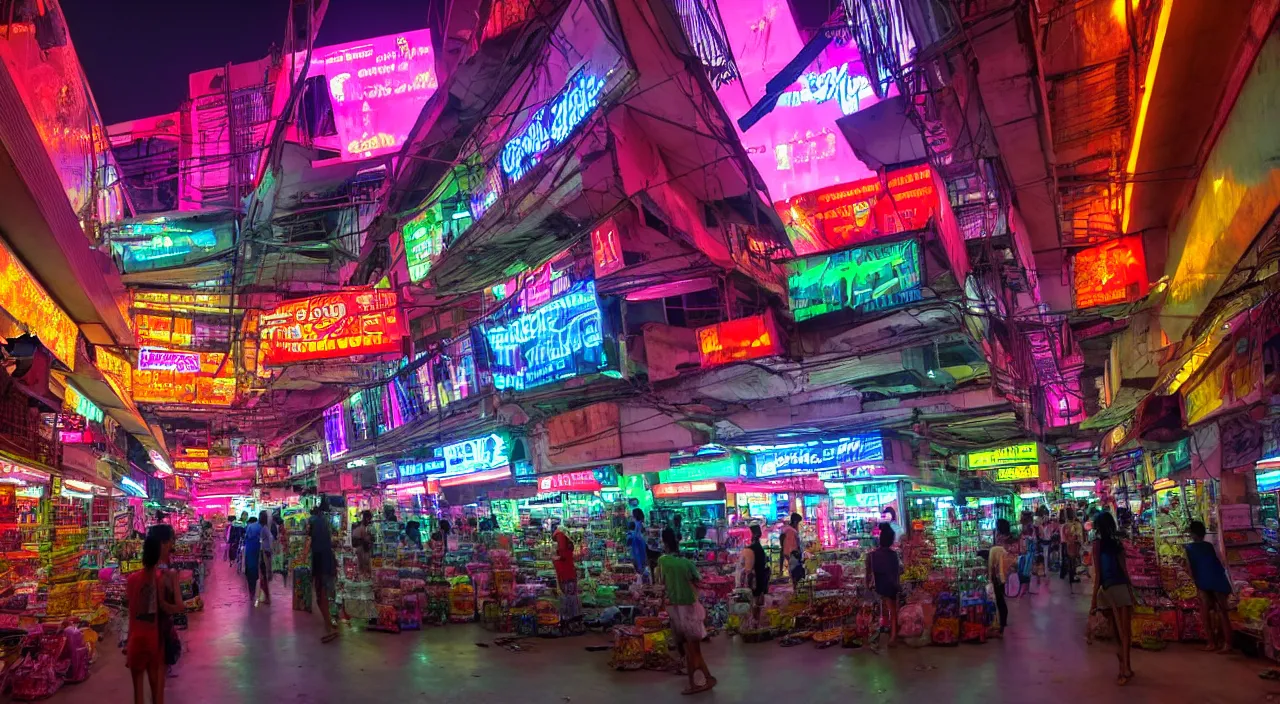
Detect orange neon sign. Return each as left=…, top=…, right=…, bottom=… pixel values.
left=696, top=313, right=783, bottom=368
left=0, top=239, right=78, bottom=368
left=1073, top=236, right=1148, bottom=309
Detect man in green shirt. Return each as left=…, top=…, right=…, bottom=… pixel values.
left=658, top=528, right=715, bottom=695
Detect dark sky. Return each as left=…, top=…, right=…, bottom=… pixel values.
left=62, top=0, right=434, bottom=125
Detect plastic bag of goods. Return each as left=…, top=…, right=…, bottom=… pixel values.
left=898, top=603, right=925, bottom=638
left=449, top=583, right=476, bottom=623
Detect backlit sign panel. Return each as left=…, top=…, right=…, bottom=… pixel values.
left=779, top=164, right=940, bottom=256
left=0, top=238, right=78, bottom=368
left=397, top=456, right=446, bottom=478
left=652, top=481, right=720, bottom=498
left=314, top=30, right=438, bottom=162
left=747, top=434, right=886, bottom=478
left=659, top=456, right=742, bottom=484
left=322, top=403, right=349, bottom=460
left=260, top=289, right=404, bottom=365
left=538, top=470, right=602, bottom=493
left=112, top=224, right=224, bottom=272
left=696, top=313, right=783, bottom=368
left=137, top=347, right=201, bottom=372
left=133, top=351, right=235, bottom=406
left=591, top=218, right=624, bottom=278
left=401, top=206, right=446, bottom=283
left=966, top=441, right=1038, bottom=469
left=440, top=434, right=510, bottom=478
left=482, top=279, right=608, bottom=392
left=992, top=464, right=1040, bottom=483
left=785, top=239, right=922, bottom=322
left=1073, top=236, right=1149, bottom=309
left=501, top=71, right=606, bottom=184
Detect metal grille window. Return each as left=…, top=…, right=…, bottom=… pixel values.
left=671, top=0, right=739, bottom=88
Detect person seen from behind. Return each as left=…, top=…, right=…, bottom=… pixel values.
left=867, top=523, right=902, bottom=646
left=988, top=518, right=1013, bottom=633
left=127, top=534, right=183, bottom=704
left=1060, top=507, right=1084, bottom=590
left=256, top=511, right=273, bottom=605
left=780, top=512, right=805, bottom=586
left=552, top=520, right=582, bottom=623
left=227, top=511, right=247, bottom=564
left=628, top=508, right=649, bottom=582
left=352, top=510, right=374, bottom=577
left=243, top=516, right=263, bottom=603
left=1091, top=511, right=1135, bottom=686
left=1184, top=520, right=1233, bottom=653
left=737, top=523, right=770, bottom=627
left=309, top=499, right=339, bottom=643
left=659, top=527, right=715, bottom=695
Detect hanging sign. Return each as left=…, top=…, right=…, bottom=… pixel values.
left=696, top=313, right=783, bottom=367
left=133, top=351, right=235, bottom=406
left=1073, top=236, right=1149, bottom=309
left=537, top=471, right=602, bottom=493
left=440, top=433, right=510, bottom=478
left=0, top=238, right=78, bottom=368
left=481, top=279, right=609, bottom=391
left=748, top=433, right=886, bottom=478
left=591, top=218, right=624, bottom=278
left=397, top=456, right=447, bottom=478
left=778, top=164, right=939, bottom=256
left=966, top=441, right=1038, bottom=469
left=652, top=481, right=720, bottom=498
left=401, top=206, right=446, bottom=283
left=785, top=239, right=922, bottom=322
left=137, top=347, right=201, bottom=372
left=501, top=71, right=607, bottom=184
left=259, top=289, right=404, bottom=365
left=991, top=464, right=1040, bottom=483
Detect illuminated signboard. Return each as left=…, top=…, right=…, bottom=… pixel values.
left=314, top=30, right=438, bottom=162
left=59, top=430, right=92, bottom=444
left=412, top=335, right=478, bottom=413
left=65, top=387, right=104, bottom=424
left=376, top=462, right=399, bottom=483
left=696, top=314, right=783, bottom=368
left=113, top=225, right=223, bottom=272
left=501, top=71, right=606, bottom=184
left=149, top=450, right=173, bottom=477
left=136, top=313, right=193, bottom=348
left=96, top=348, right=133, bottom=399
left=138, top=347, right=201, bottom=373
left=0, top=238, right=78, bottom=368
left=440, top=433, right=510, bottom=478
left=992, top=464, right=1040, bottom=483
left=397, top=456, right=446, bottom=478
left=779, top=164, right=940, bottom=256
left=259, top=289, right=404, bottom=365
left=591, top=218, right=624, bottom=278
left=132, top=291, right=230, bottom=312
left=659, top=456, right=742, bottom=484
left=652, top=481, right=720, bottom=498
left=322, top=403, right=349, bottom=460
left=174, top=459, right=209, bottom=472
left=1073, top=236, right=1149, bottom=309
left=747, top=434, right=886, bottom=478
left=538, top=470, right=602, bottom=493
left=482, top=279, right=609, bottom=392
left=966, top=442, right=1038, bottom=470
left=785, top=239, right=922, bottom=322
left=401, top=206, right=447, bottom=283
left=133, top=351, right=235, bottom=406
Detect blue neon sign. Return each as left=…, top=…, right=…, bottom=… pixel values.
left=747, top=433, right=886, bottom=478
left=482, top=279, right=608, bottom=392
left=441, top=434, right=510, bottom=476
left=500, top=72, right=606, bottom=183
left=397, top=457, right=446, bottom=478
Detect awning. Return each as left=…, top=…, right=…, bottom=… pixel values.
left=1081, top=387, right=1146, bottom=431
left=66, top=353, right=170, bottom=464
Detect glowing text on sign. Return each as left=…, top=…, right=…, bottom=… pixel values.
left=748, top=434, right=885, bottom=478
left=501, top=72, right=605, bottom=183
left=482, top=280, right=607, bottom=392
left=992, top=464, right=1040, bottom=483
left=440, top=434, right=510, bottom=477
left=966, top=441, right=1038, bottom=470
left=138, top=347, right=201, bottom=373
left=785, top=239, right=922, bottom=322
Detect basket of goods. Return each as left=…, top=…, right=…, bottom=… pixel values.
left=930, top=593, right=960, bottom=646
left=812, top=627, right=843, bottom=648
left=609, top=626, right=647, bottom=670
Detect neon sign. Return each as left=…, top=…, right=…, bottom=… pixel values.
left=966, top=441, right=1038, bottom=469
left=992, top=464, right=1040, bottom=483
left=322, top=404, right=349, bottom=460
left=779, top=164, right=939, bottom=256
left=397, top=456, right=446, bottom=478
left=138, top=347, right=201, bottom=373
left=696, top=314, right=783, bottom=368
left=440, top=434, right=510, bottom=477
left=538, top=470, right=602, bottom=493
left=501, top=72, right=606, bottom=183
left=113, top=226, right=222, bottom=271
left=659, top=456, right=742, bottom=484
left=401, top=207, right=447, bottom=283
left=591, top=218, right=624, bottom=277
left=0, top=238, right=78, bottom=368
left=747, top=434, right=886, bottom=478
left=133, top=351, right=235, bottom=406
left=259, top=289, right=404, bottom=365
left=653, top=481, right=720, bottom=498
left=66, top=387, right=104, bottom=424
left=1073, top=236, right=1149, bottom=309
left=777, top=62, right=873, bottom=116
left=482, top=279, right=608, bottom=392
left=785, top=239, right=922, bottom=322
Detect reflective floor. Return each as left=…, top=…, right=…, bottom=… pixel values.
left=47, top=558, right=1278, bottom=704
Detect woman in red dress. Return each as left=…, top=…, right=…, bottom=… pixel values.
left=127, top=535, right=182, bottom=704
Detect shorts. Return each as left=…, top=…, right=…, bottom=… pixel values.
left=311, top=550, right=336, bottom=593
left=126, top=623, right=161, bottom=670
left=1098, top=584, right=1132, bottom=610
left=668, top=602, right=706, bottom=642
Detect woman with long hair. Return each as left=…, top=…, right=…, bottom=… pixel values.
left=867, top=523, right=902, bottom=645
left=127, top=534, right=183, bottom=704
left=1091, top=511, right=1135, bottom=685
left=738, top=523, right=770, bottom=627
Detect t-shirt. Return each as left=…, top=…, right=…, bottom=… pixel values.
left=309, top=514, right=333, bottom=555
left=244, top=522, right=262, bottom=554
left=988, top=544, right=1011, bottom=583
left=1061, top=521, right=1084, bottom=551
left=1184, top=541, right=1232, bottom=594
left=627, top=522, right=648, bottom=567
left=659, top=554, right=699, bottom=605
left=780, top=525, right=800, bottom=558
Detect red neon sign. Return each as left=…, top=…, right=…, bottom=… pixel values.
left=696, top=313, right=783, bottom=368
left=259, top=289, right=404, bottom=365
left=777, top=164, right=939, bottom=256
left=537, top=471, right=601, bottom=493
left=652, top=481, right=720, bottom=498
left=1073, top=236, right=1148, bottom=309
left=591, top=219, right=624, bottom=278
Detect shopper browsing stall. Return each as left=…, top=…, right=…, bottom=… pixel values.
left=1061, top=508, right=1084, bottom=589
left=352, top=510, right=374, bottom=577
left=1184, top=520, right=1233, bottom=653
left=866, top=523, right=902, bottom=646
left=309, top=501, right=339, bottom=643
left=257, top=511, right=274, bottom=605
left=780, top=513, right=805, bottom=586
left=659, top=527, right=715, bottom=695
left=552, top=521, right=581, bottom=624
left=988, top=519, right=1013, bottom=633
left=738, top=523, right=770, bottom=627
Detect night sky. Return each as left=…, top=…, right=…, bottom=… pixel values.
left=62, top=0, right=434, bottom=125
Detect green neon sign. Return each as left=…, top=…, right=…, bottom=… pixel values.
left=659, top=456, right=742, bottom=484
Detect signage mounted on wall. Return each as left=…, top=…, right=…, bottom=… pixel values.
left=440, top=433, right=511, bottom=478
left=659, top=455, right=743, bottom=484
left=537, top=470, right=602, bottom=493
left=785, top=239, right=922, bottom=322
left=376, top=462, right=399, bottom=483
left=966, top=441, right=1038, bottom=470
left=401, top=207, right=447, bottom=283
left=113, top=225, right=224, bottom=273
left=778, top=164, right=939, bottom=257
left=133, top=351, right=235, bottom=406
left=482, top=279, right=609, bottom=392
left=1073, top=236, right=1149, bottom=309
left=501, top=70, right=607, bottom=184
left=312, top=30, right=438, bottom=162
left=322, top=403, right=349, bottom=460
left=653, top=481, right=720, bottom=498
left=260, top=289, right=404, bottom=365
left=991, top=464, right=1040, bottom=483
left=591, top=218, right=624, bottom=278
left=747, top=434, right=886, bottom=478
left=696, top=313, right=783, bottom=368
left=397, top=456, right=446, bottom=478
left=0, top=238, right=78, bottom=368
left=137, top=347, right=201, bottom=373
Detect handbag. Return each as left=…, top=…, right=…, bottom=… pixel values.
left=164, top=623, right=182, bottom=666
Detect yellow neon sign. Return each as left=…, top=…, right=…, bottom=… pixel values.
left=967, top=441, right=1038, bottom=469
left=0, top=239, right=78, bottom=368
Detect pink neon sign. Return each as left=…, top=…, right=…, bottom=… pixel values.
left=315, top=30, right=439, bottom=162
left=715, top=0, right=884, bottom=201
